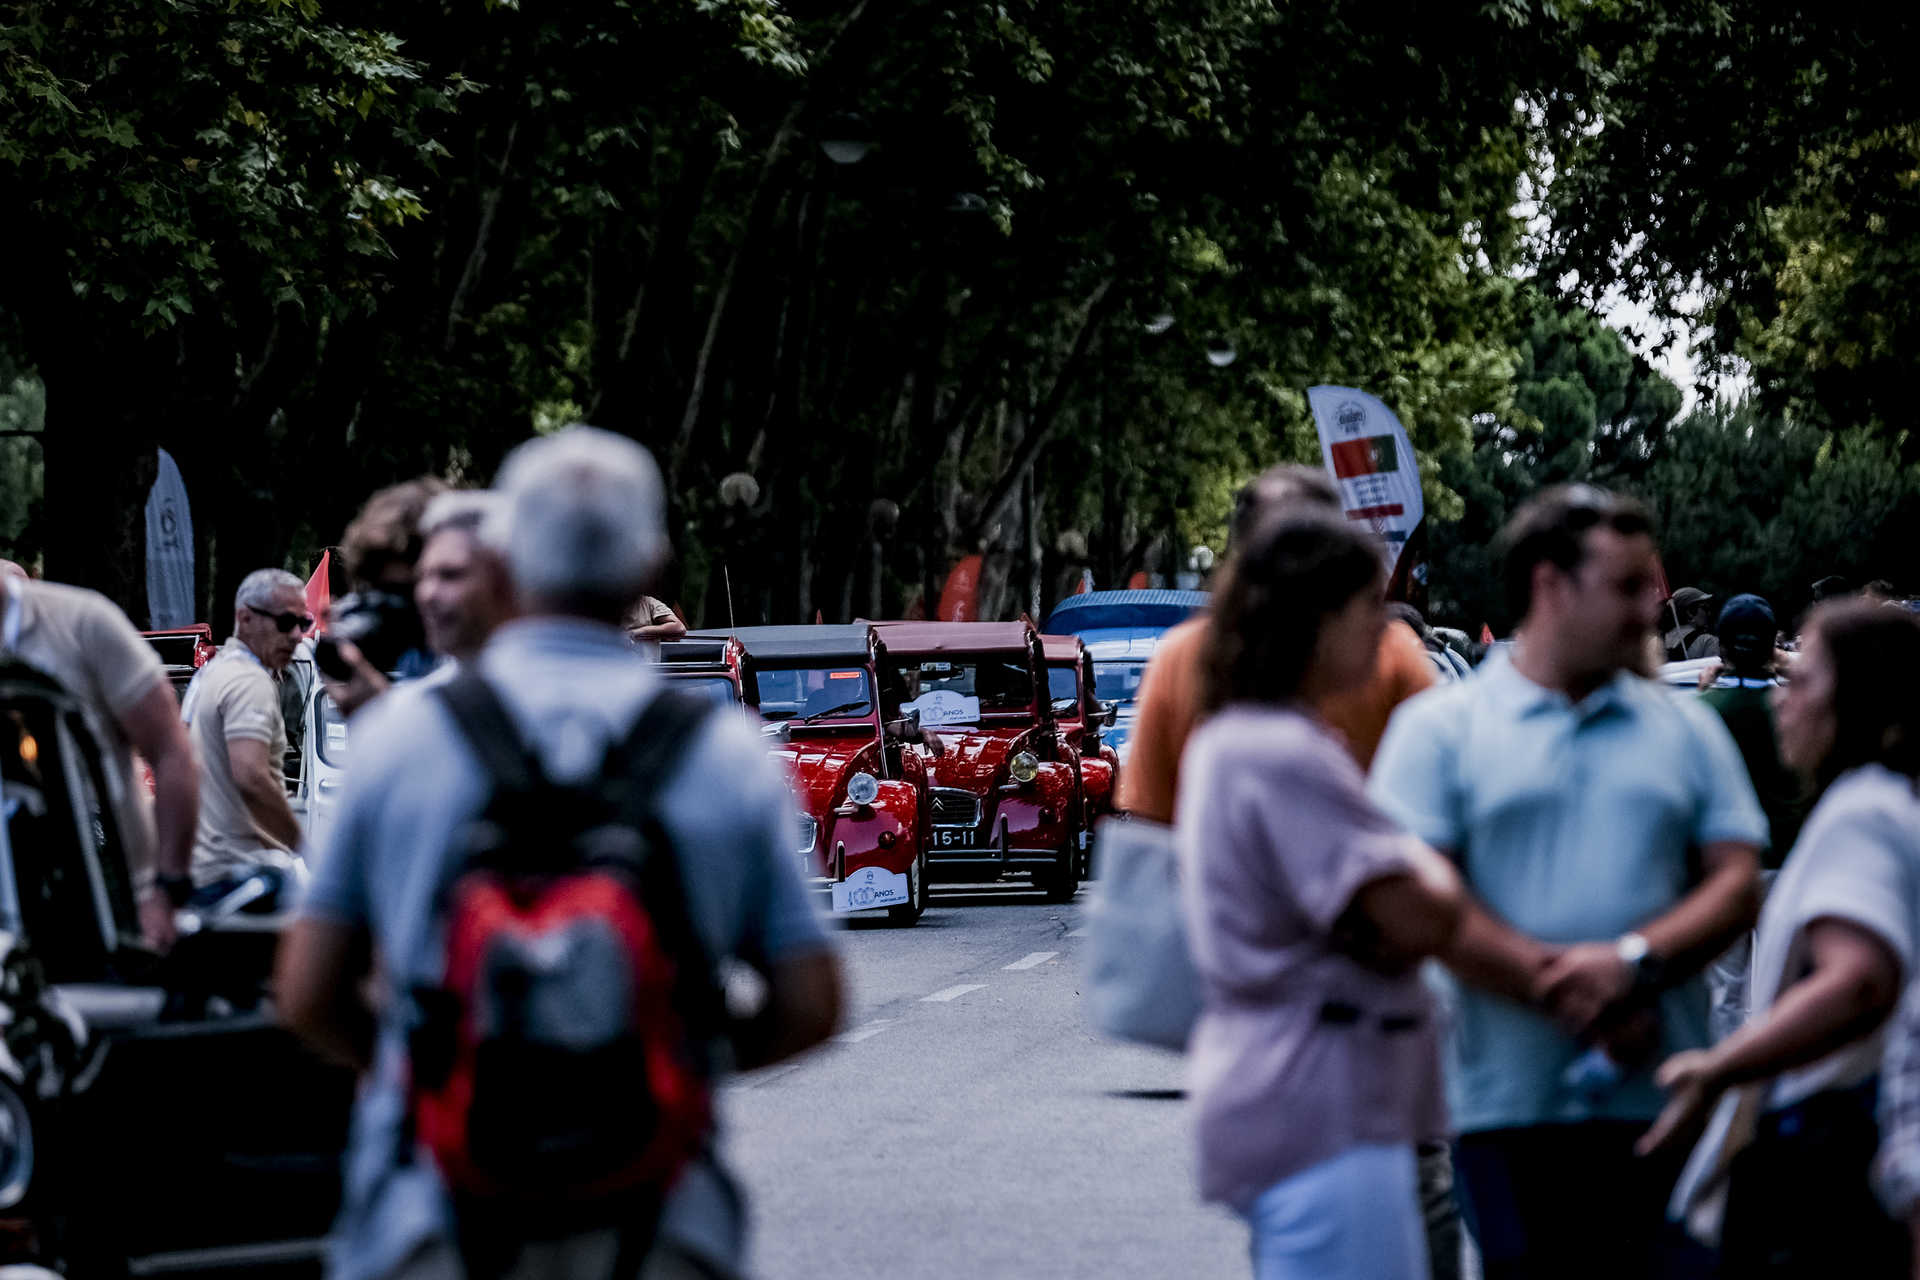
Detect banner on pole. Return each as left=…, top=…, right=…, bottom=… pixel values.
left=144, top=449, right=195, bottom=628
left=1308, top=386, right=1424, bottom=575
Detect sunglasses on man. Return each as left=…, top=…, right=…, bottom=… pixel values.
left=242, top=604, right=315, bottom=634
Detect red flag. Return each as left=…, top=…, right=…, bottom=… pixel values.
left=937, top=555, right=983, bottom=622
left=304, top=551, right=331, bottom=634
left=1651, top=553, right=1673, bottom=603
left=1480, top=623, right=1495, bottom=645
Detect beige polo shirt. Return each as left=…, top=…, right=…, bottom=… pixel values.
left=2, top=580, right=165, bottom=874
left=182, top=641, right=296, bottom=886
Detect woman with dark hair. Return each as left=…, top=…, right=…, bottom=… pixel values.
left=1645, top=600, right=1920, bottom=1276
left=1177, top=511, right=1464, bottom=1280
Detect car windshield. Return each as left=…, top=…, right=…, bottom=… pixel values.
left=757, top=666, right=874, bottom=723
left=669, top=675, right=742, bottom=707
left=1046, top=666, right=1080, bottom=714
left=891, top=655, right=1034, bottom=727
left=1093, top=660, right=1147, bottom=705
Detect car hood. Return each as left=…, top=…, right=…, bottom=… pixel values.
left=927, top=726, right=1037, bottom=792
left=771, top=736, right=882, bottom=820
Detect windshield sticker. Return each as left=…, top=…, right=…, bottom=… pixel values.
left=904, top=689, right=981, bottom=727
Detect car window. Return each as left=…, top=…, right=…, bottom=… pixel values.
left=1093, top=660, right=1146, bottom=704
left=314, top=689, right=350, bottom=768
left=0, top=706, right=121, bottom=980
left=893, top=656, right=1034, bottom=725
left=757, top=667, right=874, bottom=722
left=669, top=675, right=742, bottom=707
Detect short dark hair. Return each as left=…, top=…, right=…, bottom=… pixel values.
left=1203, top=511, right=1385, bottom=712
left=342, top=477, right=449, bottom=589
left=1806, top=599, right=1920, bottom=785
left=1228, top=465, right=1340, bottom=547
left=1496, top=485, right=1654, bottom=620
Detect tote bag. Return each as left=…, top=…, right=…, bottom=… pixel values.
left=1084, top=816, right=1201, bottom=1050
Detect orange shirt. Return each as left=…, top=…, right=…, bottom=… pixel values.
left=1113, top=616, right=1209, bottom=824
left=1318, top=621, right=1438, bottom=772
left=1115, top=617, right=1438, bottom=822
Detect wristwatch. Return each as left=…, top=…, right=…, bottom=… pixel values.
left=1616, top=931, right=1666, bottom=994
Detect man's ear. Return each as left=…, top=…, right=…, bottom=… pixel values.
left=1530, top=560, right=1564, bottom=614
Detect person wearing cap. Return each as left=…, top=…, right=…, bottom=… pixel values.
left=1700, top=595, right=1810, bottom=871
left=1664, top=586, right=1720, bottom=662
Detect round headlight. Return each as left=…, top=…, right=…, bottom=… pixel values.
left=1009, top=751, right=1040, bottom=784
left=0, top=1078, right=35, bottom=1210
left=846, top=772, right=881, bottom=807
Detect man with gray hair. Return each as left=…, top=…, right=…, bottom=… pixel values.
left=280, top=427, right=842, bottom=1280
left=182, top=568, right=311, bottom=904
left=414, top=490, right=516, bottom=667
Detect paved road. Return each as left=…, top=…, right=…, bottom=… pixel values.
left=719, top=883, right=1245, bottom=1280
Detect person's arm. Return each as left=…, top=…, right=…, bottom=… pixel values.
left=729, top=947, right=842, bottom=1070
left=1536, top=840, right=1762, bottom=1036
left=634, top=616, right=688, bottom=642
left=276, top=916, right=377, bottom=1071
left=228, top=737, right=302, bottom=848
left=1638, top=917, right=1901, bottom=1155
left=1337, top=841, right=1465, bottom=973
left=118, top=680, right=198, bottom=947
left=1444, top=894, right=1561, bottom=1006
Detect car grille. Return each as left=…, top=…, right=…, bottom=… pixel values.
left=929, top=788, right=983, bottom=828
left=797, top=813, right=817, bottom=854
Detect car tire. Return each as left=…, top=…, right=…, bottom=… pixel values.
left=1034, top=858, right=1080, bottom=903
left=886, top=851, right=927, bottom=926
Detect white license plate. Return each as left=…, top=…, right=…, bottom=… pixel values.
left=933, top=828, right=979, bottom=848
left=831, top=867, right=910, bottom=912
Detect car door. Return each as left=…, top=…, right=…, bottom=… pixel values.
left=0, top=688, right=352, bottom=1271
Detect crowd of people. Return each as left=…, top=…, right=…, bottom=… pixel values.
left=1143, top=473, right=1920, bottom=1279
left=7, top=423, right=1920, bottom=1280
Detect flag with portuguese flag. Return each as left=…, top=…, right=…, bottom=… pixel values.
left=1308, top=386, right=1425, bottom=576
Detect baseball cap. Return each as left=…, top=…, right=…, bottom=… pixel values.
left=1670, top=586, right=1714, bottom=612
left=1716, top=593, right=1776, bottom=660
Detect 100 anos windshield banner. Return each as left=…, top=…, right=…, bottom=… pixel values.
left=1307, top=385, right=1424, bottom=576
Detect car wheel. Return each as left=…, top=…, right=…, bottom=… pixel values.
left=1034, top=856, right=1080, bottom=903
left=886, top=850, right=927, bottom=926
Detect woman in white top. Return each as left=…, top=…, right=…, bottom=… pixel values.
left=1642, top=598, right=1920, bottom=1276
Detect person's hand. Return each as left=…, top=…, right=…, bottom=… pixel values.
left=1535, top=941, right=1634, bottom=1035
left=137, top=885, right=178, bottom=953
left=1696, top=661, right=1725, bottom=691
left=1637, top=1048, right=1726, bottom=1157
left=321, top=638, right=391, bottom=718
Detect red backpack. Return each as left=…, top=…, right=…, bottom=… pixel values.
left=407, top=674, right=717, bottom=1223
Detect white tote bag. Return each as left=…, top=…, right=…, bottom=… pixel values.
left=1084, top=816, right=1201, bottom=1050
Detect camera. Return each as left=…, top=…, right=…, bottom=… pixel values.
left=320, top=590, right=424, bottom=676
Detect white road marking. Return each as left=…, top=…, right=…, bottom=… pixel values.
left=1065, top=926, right=1090, bottom=938
left=921, top=983, right=988, bottom=1003
left=1004, top=951, right=1059, bottom=970
left=834, top=1019, right=896, bottom=1044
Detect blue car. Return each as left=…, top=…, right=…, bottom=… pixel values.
left=1043, top=589, right=1209, bottom=762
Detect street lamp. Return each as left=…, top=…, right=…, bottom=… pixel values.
left=1143, top=312, right=1177, bottom=336
left=1204, top=339, right=1238, bottom=368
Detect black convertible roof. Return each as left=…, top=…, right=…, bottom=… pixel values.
left=688, top=625, right=873, bottom=663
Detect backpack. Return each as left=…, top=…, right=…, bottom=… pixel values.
left=407, top=672, right=717, bottom=1223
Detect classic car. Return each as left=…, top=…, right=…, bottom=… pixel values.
left=692, top=626, right=933, bottom=925
left=0, top=660, right=353, bottom=1275
left=872, top=621, right=1089, bottom=901
left=655, top=636, right=757, bottom=711
left=1041, top=635, right=1120, bottom=820
left=1042, top=589, right=1208, bottom=764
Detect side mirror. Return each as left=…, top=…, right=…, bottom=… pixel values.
left=760, top=720, right=792, bottom=744
left=1050, top=698, right=1078, bottom=716
left=883, top=709, right=922, bottom=738
left=1100, top=700, right=1120, bottom=728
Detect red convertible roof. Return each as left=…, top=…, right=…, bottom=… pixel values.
left=871, top=620, right=1034, bottom=655
left=1040, top=634, right=1085, bottom=663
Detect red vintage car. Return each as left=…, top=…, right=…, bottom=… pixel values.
left=655, top=635, right=756, bottom=711
left=693, top=625, right=934, bottom=925
left=873, top=621, right=1090, bottom=901
left=1042, top=634, right=1121, bottom=820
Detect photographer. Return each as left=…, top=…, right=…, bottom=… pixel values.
left=318, top=478, right=447, bottom=716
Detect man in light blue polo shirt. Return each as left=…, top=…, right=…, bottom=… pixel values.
left=1371, top=485, right=1765, bottom=1280
left=277, top=428, right=842, bottom=1280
